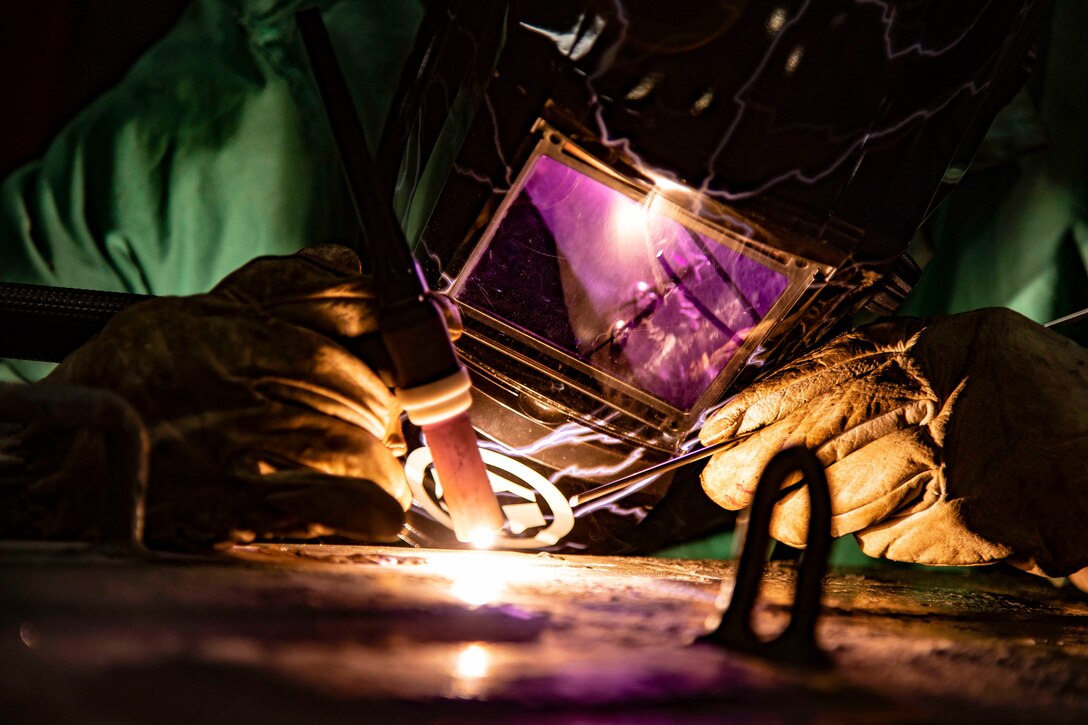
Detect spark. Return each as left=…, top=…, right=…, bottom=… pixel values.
left=625, top=72, right=662, bottom=101
left=564, top=0, right=990, bottom=205
left=691, top=397, right=732, bottom=433
left=465, top=528, right=497, bottom=549
left=693, top=0, right=994, bottom=200
left=452, top=642, right=493, bottom=697
left=476, top=419, right=629, bottom=458
left=455, top=644, right=492, bottom=680
left=475, top=417, right=654, bottom=512
left=551, top=442, right=646, bottom=491
left=414, top=232, right=446, bottom=281
left=646, top=171, right=691, bottom=196
left=767, top=7, right=788, bottom=35
left=784, top=46, right=803, bottom=75
left=700, top=0, right=813, bottom=194
left=577, top=0, right=908, bottom=204
left=470, top=1, right=998, bottom=251
left=691, top=88, right=715, bottom=116
left=612, top=194, right=652, bottom=240
left=425, top=550, right=564, bottom=605
left=450, top=571, right=503, bottom=606
left=520, top=12, right=607, bottom=61
left=856, top=0, right=995, bottom=59
left=479, top=432, right=648, bottom=492
left=599, top=500, right=651, bottom=522
left=403, top=2, right=967, bottom=546
left=701, top=77, right=989, bottom=202
left=453, top=162, right=504, bottom=191
left=483, top=92, right=515, bottom=187
left=440, top=552, right=516, bottom=605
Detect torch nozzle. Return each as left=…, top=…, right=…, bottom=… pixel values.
left=395, top=367, right=504, bottom=545
left=422, top=411, right=505, bottom=544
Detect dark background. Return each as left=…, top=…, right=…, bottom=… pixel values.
left=0, top=1, right=191, bottom=179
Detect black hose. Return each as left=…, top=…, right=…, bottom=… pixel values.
left=0, top=282, right=146, bottom=362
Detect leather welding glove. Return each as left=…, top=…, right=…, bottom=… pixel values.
left=699, top=307, right=1088, bottom=577
left=36, top=244, right=414, bottom=550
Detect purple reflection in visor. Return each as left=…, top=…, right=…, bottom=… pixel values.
left=456, top=155, right=789, bottom=410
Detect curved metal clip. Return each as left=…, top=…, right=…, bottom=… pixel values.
left=698, top=446, right=832, bottom=667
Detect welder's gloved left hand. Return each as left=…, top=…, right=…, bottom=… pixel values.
left=43, top=245, right=414, bottom=550
left=699, top=308, right=1088, bottom=577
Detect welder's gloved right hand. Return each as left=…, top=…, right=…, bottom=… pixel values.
left=37, top=244, right=413, bottom=550
left=699, top=308, right=1088, bottom=577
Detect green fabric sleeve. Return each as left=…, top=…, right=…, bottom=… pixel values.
left=1, top=0, right=422, bottom=380
left=901, top=0, right=1087, bottom=332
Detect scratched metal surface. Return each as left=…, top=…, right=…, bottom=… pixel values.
left=1, top=543, right=1086, bottom=723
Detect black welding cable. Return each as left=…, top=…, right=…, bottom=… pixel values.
left=0, top=282, right=146, bottom=362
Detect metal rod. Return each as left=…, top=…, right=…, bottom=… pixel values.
left=569, top=434, right=752, bottom=507
left=1045, top=306, right=1088, bottom=329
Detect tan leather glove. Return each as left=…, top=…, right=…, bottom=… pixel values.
left=34, top=245, right=412, bottom=549
left=699, top=308, right=1088, bottom=577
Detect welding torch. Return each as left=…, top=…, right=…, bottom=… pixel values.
left=297, top=9, right=503, bottom=545
left=0, top=10, right=506, bottom=547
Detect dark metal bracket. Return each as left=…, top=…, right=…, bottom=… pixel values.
left=698, top=446, right=832, bottom=667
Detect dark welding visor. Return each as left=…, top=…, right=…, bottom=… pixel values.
left=450, top=126, right=824, bottom=426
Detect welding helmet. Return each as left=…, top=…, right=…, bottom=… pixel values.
left=386, top=0, right=1046, bottom=552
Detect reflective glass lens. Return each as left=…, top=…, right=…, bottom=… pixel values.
left=455, top=154, right=789, bottom=410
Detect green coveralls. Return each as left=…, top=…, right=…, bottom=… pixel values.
left=0, top=0, right=424, bottom=382
left=899, top=0, right=1088, bottom=332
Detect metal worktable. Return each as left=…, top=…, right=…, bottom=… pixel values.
left=2, top=543, right=1086, bottom=722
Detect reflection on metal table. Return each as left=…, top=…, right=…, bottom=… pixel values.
left=2, top=542, right=1087, bottom=723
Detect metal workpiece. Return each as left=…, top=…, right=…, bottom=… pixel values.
left=1, top=543, right=1086, bottom=722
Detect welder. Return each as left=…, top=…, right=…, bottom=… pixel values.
left=1, top=0, right=1085, bottom=584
